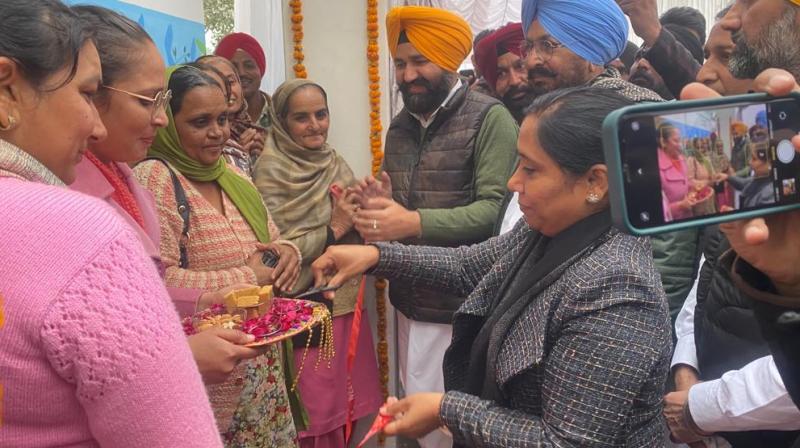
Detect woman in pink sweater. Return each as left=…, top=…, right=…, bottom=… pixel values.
left=69, top=5, right=264, bottom=386
left=0, top=1, right=221, bottom=446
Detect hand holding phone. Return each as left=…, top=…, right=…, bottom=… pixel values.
left=681, top=70, right=800, bottom=298
left=603, top=92, right=800, bottom=235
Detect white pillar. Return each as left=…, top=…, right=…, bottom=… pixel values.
left=279, top=3, right=396, bottom=447
left=234, top=0, right=287, bottom=94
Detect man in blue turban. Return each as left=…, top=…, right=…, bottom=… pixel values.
left=520, top=0, right=660, bottom=102
left=520, top=0, right=707, bottom=374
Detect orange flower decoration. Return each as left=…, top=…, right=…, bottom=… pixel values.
left=365, top=2, right=388, bottom=444
left=290, top=0, right=307, bottom=79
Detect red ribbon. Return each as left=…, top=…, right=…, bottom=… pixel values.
left=344, top=275, right=367, bottom=443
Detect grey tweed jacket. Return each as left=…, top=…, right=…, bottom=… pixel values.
left=373, top=221, right=672, bottom=447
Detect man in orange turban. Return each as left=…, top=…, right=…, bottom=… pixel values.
left=355, top=7, right=519, bottom=448
left=730, top=121, right=752, bottom=176
left=386, top=6, right=472, bottom=73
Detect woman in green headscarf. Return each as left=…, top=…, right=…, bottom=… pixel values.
left=134, top=65, right=301, bottom=447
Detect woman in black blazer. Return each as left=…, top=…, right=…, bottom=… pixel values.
left=314, top=87, right=672, bottom=447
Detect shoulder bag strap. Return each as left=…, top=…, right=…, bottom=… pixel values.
left=143, top=157, right=191, bottom=268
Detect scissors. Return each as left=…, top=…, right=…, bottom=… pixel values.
left=290, top=284, right=340, bottom=300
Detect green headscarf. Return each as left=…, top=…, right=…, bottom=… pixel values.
left=149, top=65, right=270, bottom=243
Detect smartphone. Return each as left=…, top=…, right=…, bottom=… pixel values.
left=261, top=250, right=279, bottom=268
left=603, top=92, right=800, bottom=235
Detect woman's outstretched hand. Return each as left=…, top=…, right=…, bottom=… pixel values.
left=382, top=393, right=445, bottom=439
left=188, top=328, right=263, bottom=384
left=352, top=171, right=393, bottom=208
left=311, top=245, right=380, bottom=299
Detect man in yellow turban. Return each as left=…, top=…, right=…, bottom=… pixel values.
left=386, top=6, right=472, bottom=73
left=730, top=121, right=752, bottom=176
left=354, top=7, right=518, bottom=448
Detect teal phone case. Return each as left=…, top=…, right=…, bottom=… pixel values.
left=602, top=92, right=800, bottom=236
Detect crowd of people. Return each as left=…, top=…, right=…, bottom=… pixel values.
left=659, top=115, right=776, bottom=223
left=1, top=0, right=799, bottom=447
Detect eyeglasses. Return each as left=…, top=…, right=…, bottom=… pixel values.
left=519, top=39, right=564, bottom=62
left=102, top=85, right=172, bottom=118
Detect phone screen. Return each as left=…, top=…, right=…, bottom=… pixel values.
left=618, top=97, right=800, bottom=230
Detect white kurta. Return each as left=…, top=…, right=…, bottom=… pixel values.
left=397, top=311, right=453, bottom=448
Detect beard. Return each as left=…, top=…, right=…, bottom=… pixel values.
left=501, top=84, right=537, bottom=121
left=730, top=7, right=800, bottom=79
left=629, top=69, right=674, bottom=100
left=399, top=71, right=456, bottom=115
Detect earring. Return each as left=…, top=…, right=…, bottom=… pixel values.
left=0, top=115, right=16, bottom=131
left=586, top=192, right=600, bottom=204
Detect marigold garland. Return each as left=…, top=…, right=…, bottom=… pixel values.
left=366, top=1, right=389, bottom=445
left=289, top=0, right=307, bottom=78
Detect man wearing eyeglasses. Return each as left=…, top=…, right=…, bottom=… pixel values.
left=522, top=0, right=707, bottom=342
left=521, top=0, right=661, bottom=103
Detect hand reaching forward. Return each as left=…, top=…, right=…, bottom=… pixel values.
left=311, top=245, right=380, bottom=299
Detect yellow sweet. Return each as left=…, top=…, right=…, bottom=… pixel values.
left=237, top=295, right=260, bottom=307
left=258, top=285, right=273, bottom=301
left=224, top=286, right=274, bottom=318
left=196, top=314, right=243, bottom=332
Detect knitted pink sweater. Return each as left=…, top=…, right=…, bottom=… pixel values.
left=0, top=178, right=222, bottom=447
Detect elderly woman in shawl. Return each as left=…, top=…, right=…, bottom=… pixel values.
left=134, top=65, right=301, bottom=447
left=252, top=79, right=383, bottom=448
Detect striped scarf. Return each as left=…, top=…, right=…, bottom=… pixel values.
left=0, top=139, right=65, bottom=186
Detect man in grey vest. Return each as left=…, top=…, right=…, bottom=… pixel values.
left=353, top=6, right=518, bottom=448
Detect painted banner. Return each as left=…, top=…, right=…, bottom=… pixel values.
left=65, top=0, right=206, bottom=64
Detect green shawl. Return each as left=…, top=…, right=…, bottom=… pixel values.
left=149, top=66, right=270, bottom=243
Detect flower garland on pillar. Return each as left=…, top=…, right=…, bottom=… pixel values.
left=367, top=1, right=389, bottom=444
left=289, top=0, right=307, bottom=79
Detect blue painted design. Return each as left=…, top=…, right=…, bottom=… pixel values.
left=165, top=23, right=175, bottom=65
left=662, top=119, right=712, bottom=139
left=64, top=0, right=205, bottom=64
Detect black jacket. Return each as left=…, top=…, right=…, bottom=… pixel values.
left=695, top=227, right=800, bottom=447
